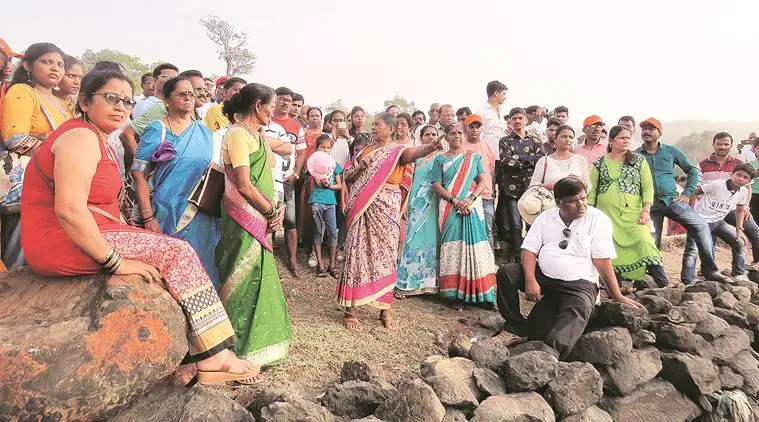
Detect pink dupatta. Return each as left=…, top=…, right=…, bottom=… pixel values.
left=345, top=144, right=407, bottom=228
left=439, top=151, right=474, bottom=231
left=222, top=166, right=274, bottom=252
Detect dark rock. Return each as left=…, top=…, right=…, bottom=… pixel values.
left=601, top=347, right=662, bottom=396
left=680, top=299, right=715, bottom=314
left=735, top=301, right=759, bottom=325
left=470, top=393, right=554, bottom=422
left=630, top=330, right=657, bottom=348
left=472, top=368, right=506, bottom=397
left=637, top=287, right=683, bottom=305
left=674, top=303, right=710, bottom=323
left=719, top=366, right=745, bottom=390
left=501, top=350, right=558, bottom=392
left=260, top=396, right=336, bottom=422
left=638, top=295, right=672, bottom=314
left=599, top=379, right=702, bottom=422
left=111, top=386, right=254, bottom=422
left=468, top=335, right=512, bottom=372
left=724, top=350, right=759, bottom=396
left=748, top=268, right=759, bottom=284
left=560, top=406, right=613, bottom=422
left=653, top=322, right=712, bottom=356
left=712, top=326, right=752, bottom=363
left=569, top=327, right=633, bottom=365
left=0, top=270, right=189, bottom=421
left=731, top=286, right=753, bottom=302
left=447, top=333, right=472, bottom=358
left=509, top=340, right=553, bottom=356
left=713, top=307, right=749, bottom=327
left=543, top=362, right=603, bottom=416
left=478, top=313, right=505, bottom=331
left=685, top=281, right=725, bottom=298
left=420, top=356, right=481, bottom=403
left=714, top=291, right=739, bottom=309
left=374, top=379, right=445, bottom=422
left=597, top=301, right=651, bottom=331
left=341, top=361, right=374, bottom=382
left=321, top=381, right=394, bottom=420
left=660, top=352, right=721, bottom=401
left=733, top=279, right=758, bottom=298
left=693, top=314, right=730, bottom=341
left=248, top=382, right=300, bottom=419
left=441, top=408, right=467, bottom=422
left=681, top=292, right=714, bottom=308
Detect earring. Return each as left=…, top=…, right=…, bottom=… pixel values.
left=53, top=86, right=60, bottom=92
left=27, top=70, right=32, bottom=83
left=82, top=112, right=89, bottom=123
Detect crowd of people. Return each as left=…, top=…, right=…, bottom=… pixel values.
left=2, top=39, right=759, bottom=370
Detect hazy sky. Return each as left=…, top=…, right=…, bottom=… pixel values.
left=4, top=0, right=758, bottom=127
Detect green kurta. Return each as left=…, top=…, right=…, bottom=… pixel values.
left=216, top=131, right=291, bottom=366
left=589, top=153, right=663, bottom=281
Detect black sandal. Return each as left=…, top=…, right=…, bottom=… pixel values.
left=327, top=267, right=339, bottom=279
left=316, top=268, right=328, bottom=278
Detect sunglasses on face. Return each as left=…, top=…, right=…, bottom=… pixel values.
left=558, top=228, right=571, bottom=250
left=93, top=92, right=136, bottom=110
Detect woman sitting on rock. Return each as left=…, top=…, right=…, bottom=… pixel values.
left=19, top=68, right=262, bottom=385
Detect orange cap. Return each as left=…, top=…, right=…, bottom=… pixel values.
left=464, top=114, right=483, bottom=126
left=0, top=38, right=21, bottom=59
left=583, top=115, right=604, bottom=128
left=639, top=117, right=662, bottom=132
left=215, top=76, right=229, bottom=88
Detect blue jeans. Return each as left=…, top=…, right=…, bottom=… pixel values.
left=683, top=220, right=745, bottom=283
left=482, top=199, right=495, bottom=248
left=311, top=203, right=337, bottom=247
left=650, top=200, right=717, bottom=283
left=725, top=210, right=759, bottom=263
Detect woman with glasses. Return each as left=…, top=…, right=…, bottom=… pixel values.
left=1, top=42, right=72, bottom=268
left=589, top=125, right=668, bottom=288
left=21, top=68, right=260, bottom=385
left=131, top=76, right=222, bottom=288
left=529, top=125, right=589, bottom=190
left=431, top=123, right=497, bottom=309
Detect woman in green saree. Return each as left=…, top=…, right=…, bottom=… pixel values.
left=215, top=83, right=291, bottom=367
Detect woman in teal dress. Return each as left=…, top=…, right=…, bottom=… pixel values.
left=132, top=76, right=222, bottom=287
left=589, top=125, right=669, bottom=287
left=396, top=125, right=441, bottom=296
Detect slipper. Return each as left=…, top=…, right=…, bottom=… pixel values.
left=316, top=269, right=328, bottom=278
left=327, top=267, right=339, bottom=279
left=197, top=361, right=263, bottom=386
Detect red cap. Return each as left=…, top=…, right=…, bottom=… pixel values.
left=639, top=117, right=662, bottom=132
left=0, top=38, right=21, bottom=59
left=583, top=115, right=604, bottom=128
left=215, top=76, right=229, bottom=88
left=464, top=114, right=483, bottom=126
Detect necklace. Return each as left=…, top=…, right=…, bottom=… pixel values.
left=35, top=86, right=68, bottom=117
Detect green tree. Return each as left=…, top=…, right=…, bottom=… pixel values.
left=383, top=95, right=416, bottom=114
left=79, top=49, right=154, bottom=94
left=199, top=15, right=256, bottom=76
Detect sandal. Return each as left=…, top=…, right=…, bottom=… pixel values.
left=316, top=268, right=328, bottom=278
left=327, top=267, right=339, bottom=279
left=197, top=360, right=264, bottom=386
left=344, top=314, right=362, bottom=332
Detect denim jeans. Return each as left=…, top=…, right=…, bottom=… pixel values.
left=682, top=220, right=745, bottom=283
left=282, top=182, right=297, bottom=230
left=482, top=199, right=495, bottom=248
left=311, top=203, right=337, bottom=247
left=496, top=194, right=522, bottom=252
left=725, top=210, right=759, bottom=263
left=650, top=200, right=717, bottom=283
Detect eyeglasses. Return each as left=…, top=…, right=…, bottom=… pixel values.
left=172, top=91, right=196, bottom=100
left=277, top=97, right=292, bottom=104
left=93, top=92, right=136, bottom=110
left=558, top=228, right=571, bottom=249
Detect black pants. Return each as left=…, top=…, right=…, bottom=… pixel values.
left=1, top=213, right=24, bottom=269
left=496, top=263, right=598, bottom=360
left=726, top=209, right=759, bottom=263
left=496, top=194, right=522, bottom=252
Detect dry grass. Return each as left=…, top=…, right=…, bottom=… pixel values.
left=217, top=237, right=734, bottom=406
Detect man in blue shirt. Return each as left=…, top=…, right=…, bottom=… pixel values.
left=635, top=118, right=726, bottom=283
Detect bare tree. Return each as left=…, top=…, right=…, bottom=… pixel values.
left=199, top=15, right=256, bottom=76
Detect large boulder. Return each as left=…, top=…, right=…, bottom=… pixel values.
left=543, top=362, right=603, bottom=416
left=681, top=292, right=714, bottom=308
left=111, top=386, right=254, bottom=422
left=735, top=301, right=759, bottom=325
left=321, top=381, right=394, bottom=420
left=714, top=291, right=739, bottom=310
left=712, top=326, right=752, bottom=363
left=560, top=406, right=613, bottom=422
left=569, top=327, right=633, bottom=365
left=637, top=287, right=683, bottom=305
left=472, top=368, right=506, bottom=397
left=374, top=379, right=445, bottom=422
left=260, top=396, right=336, bottom=422
left=660, top=352, right=721, bottom=401
left=684, top=281, right=725, bottom=298
left=0, top=270, right=188, bottom=420
left=718, top=366, right=744, bottom=389
left=637, top=295, right=672, bottom=315
left=470, top=393, right=554, bottom=422
left=597, top=301, right=650, bottom=331
left=420, top=356, right=481, bottom=405
left=599, top=379, right=702, bottom=422
left=600, top=347, right=662, bottom=396
left=630, top=330, right=657, bottom=348
left=652, top=322, right=712, bottom=356
left=500, top=350, right=558, bottom=392
left=723, top=350, right=759, bottom=396
left=468, top=335, right=512, bottom=372
left=693, top=314, right=729, bottom=341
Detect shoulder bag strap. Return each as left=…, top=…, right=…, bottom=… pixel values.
left=541, top=157, right=548, bottom=184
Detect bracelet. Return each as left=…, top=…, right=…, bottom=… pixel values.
left=263, top=203, right=277, bottom=219
left=100, top=247, right=116, bottom=265
left=448, top=195, right=456, bottom=203
left=102, top=248, right=122, bottom=273
left=105, top=254, right=123, bottom=274
left=142, top=215, right=157, bottom=224
left=468, top=193, right=477, bottom=201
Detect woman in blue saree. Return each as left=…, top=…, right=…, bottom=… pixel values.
left=396, top=125, right=441, bottom=297
left=132, top=76, right=222, bottom=287
left=431, top=123, right=497, bottom=307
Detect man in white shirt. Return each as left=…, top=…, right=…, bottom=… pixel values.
left=496, top=177, right=643, bottom=360
left=479, top=81, right=508, bottom=158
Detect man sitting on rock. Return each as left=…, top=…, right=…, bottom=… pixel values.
left=496, top=176, right=644, bottom=360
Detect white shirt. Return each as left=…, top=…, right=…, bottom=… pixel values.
left=522, top=207, right=616, bottom=285
left=265, top=121, right=290, bottom=193
left=695, top=180, right=749, bottom=223
left=478, top=101, right=506, bottom=158
left=741, top=147, right=756, bottom=162
left=330, top=135, right=352, bottom=167
left=132, top=96, right=161, bottom=120
left=530, top=155, right=590, bottom=188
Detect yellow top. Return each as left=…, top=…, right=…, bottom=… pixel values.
left=359, top=144, right=407, bottom=185
left=1, top=84, right=71, bottom=141
left=203, top=103, right=229, bottom=132
left=222, top=126, right=262, bottom=168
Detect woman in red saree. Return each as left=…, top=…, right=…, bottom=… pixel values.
left=20, top=69, right=260, bottom=385
left=338, top=112, right=441, bottom=331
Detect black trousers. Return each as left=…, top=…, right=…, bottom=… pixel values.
left=495, top=194, right=522, bottom=252
left=496, top=263, right=598, bottom=360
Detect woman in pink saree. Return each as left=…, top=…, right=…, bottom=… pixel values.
left=338, top=112, right=442, bottom=331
